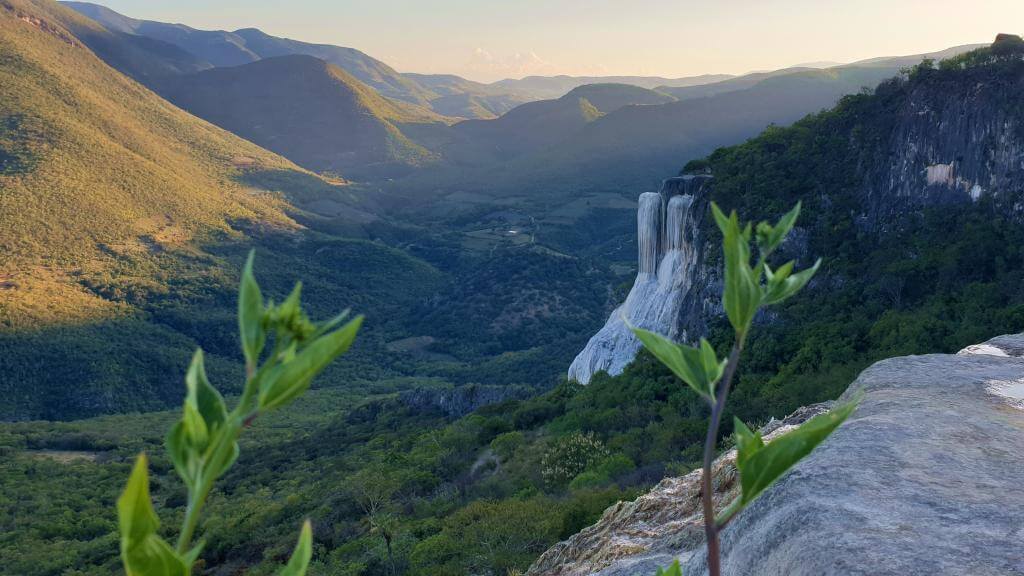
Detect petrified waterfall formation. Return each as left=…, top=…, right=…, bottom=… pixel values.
left=568, top=176, right=707, bottom=384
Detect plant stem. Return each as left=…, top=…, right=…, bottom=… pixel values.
left=177, top=475, right=215, bottom=554
left=701, top=342, right=742, bottom=576
left=176, top=419, right=244, bottom=554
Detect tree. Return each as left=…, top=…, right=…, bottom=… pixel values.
left=348, top=466, right=402, bottom=576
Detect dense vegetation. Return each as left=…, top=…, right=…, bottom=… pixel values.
left=5, top=4, right=1024, bottom=574
left=688, top=39, right=1024, bottom=416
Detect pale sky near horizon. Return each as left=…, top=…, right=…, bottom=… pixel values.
left=92, top=0, right=1024, bottom=82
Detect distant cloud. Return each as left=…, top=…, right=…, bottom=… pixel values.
left=464, top=47, right=559, bottom=79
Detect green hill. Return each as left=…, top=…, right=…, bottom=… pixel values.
left=0, top=0, right=306, bottom=323
left=446, top=95, right=603, bottom=163
left=561, top=83, right=677, bottom=111
left=158, top=54, right=450, bottom=180
left=492, top=73, right=734, bottom=99
left=0, top=0, right=450, bottom=419
left=441, top=83, right=674, bottom=165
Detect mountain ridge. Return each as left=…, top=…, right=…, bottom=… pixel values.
left=158, top=53, right=450, bottom=179
left=61, top=1, right=532, bottom=118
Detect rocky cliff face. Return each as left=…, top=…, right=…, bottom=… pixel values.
left=569, top=40, right=1024, bottom=385
left=568, top=176, right=714, bottom=384
left=532, top=334, right=1024, bottom=576
left=860, top=63, right=1024, bottom=225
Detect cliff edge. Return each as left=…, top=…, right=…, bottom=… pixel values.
left=531, top=334, right=1024, bottom=576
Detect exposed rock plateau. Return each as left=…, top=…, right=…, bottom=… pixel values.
left=532, top=334, right=1024, bottom=575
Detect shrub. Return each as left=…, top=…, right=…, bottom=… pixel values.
left=540, top=432, right=610, bottom=489
left=490, top=431, right=525, bottom=461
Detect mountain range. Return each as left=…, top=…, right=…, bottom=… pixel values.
left=59, top=0, right=982, bottom=210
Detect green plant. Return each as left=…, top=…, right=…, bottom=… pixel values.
left=655, top=560, right=683, bottom=576
left=632, top=202, right=856, bottom=576
left=540, top=432, right=610, bottom=488
left=116, top=251, right=363, bottom=575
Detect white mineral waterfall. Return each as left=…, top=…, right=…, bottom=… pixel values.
left=637, top=192, right=663, bottom=276
left=567, top=190, right=697, bottom=384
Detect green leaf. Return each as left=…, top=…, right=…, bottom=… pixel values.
left=259, top=316, right=363, bottom=410
left=756, top=202, right=801, bottom=257
left=712, top=203, right=762, bottom=338
left=118, top=454, right=188, bottom=576
left=165, top=421, right=192, bottom=488
left=185, top=349, right=226, bottom=434
left=180, top=402, right=208, bottom=454
left=654, top=560, right=683, bottom=576
left=736, top=401, right=857, bottom=509
left=200, top=429, right=241, bottom=488
left=309, top=308, right=351, bottom=340
left=630, top=326, right=721, bottom=400
left=699, top=339, right=727, bottom=388
left=239, top=250, right=265, bottom=368
left=763, top=258, right=821, bottom=305
left=279, top=521, right=313, bottom=576
left=167, top=350, right=230, bottom=487
left=732, top=417, right=763, bottom=470
left=279, top=282, right=303, bottom=323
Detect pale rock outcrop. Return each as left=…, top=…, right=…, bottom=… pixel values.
left=532, top=334, right=1024, bottom=576
left=568, top=176, right=710, bottom=384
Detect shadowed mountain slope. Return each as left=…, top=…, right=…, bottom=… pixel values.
left=159, top=54, right=450, bottom=179
left=443, top=83, right=674, bottom=164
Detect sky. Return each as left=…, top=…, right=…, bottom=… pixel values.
left=93, top=0, right=1024, bottom=82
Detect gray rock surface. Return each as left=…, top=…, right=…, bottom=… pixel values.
left=526, top=404, right=834, bottom=576
left=531, top=339, right=1024, bottom=576
left=959, top=333, right=1024, bottom=358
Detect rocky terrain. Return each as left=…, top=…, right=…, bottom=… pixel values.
left=532, top=333, right=1024, bottom=575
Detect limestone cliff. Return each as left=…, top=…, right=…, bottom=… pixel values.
left=532, top=334, right=1024, bottom=576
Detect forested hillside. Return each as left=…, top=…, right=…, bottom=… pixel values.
left=0, top=0, right=613, bottom=420
left=159, top=55, right=449, bottom=180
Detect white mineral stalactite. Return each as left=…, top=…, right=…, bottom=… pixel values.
left=567, top=185, right=699, bottom=384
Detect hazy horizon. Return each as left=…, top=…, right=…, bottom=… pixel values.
left=78, top=0, right=1023, bottom=82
